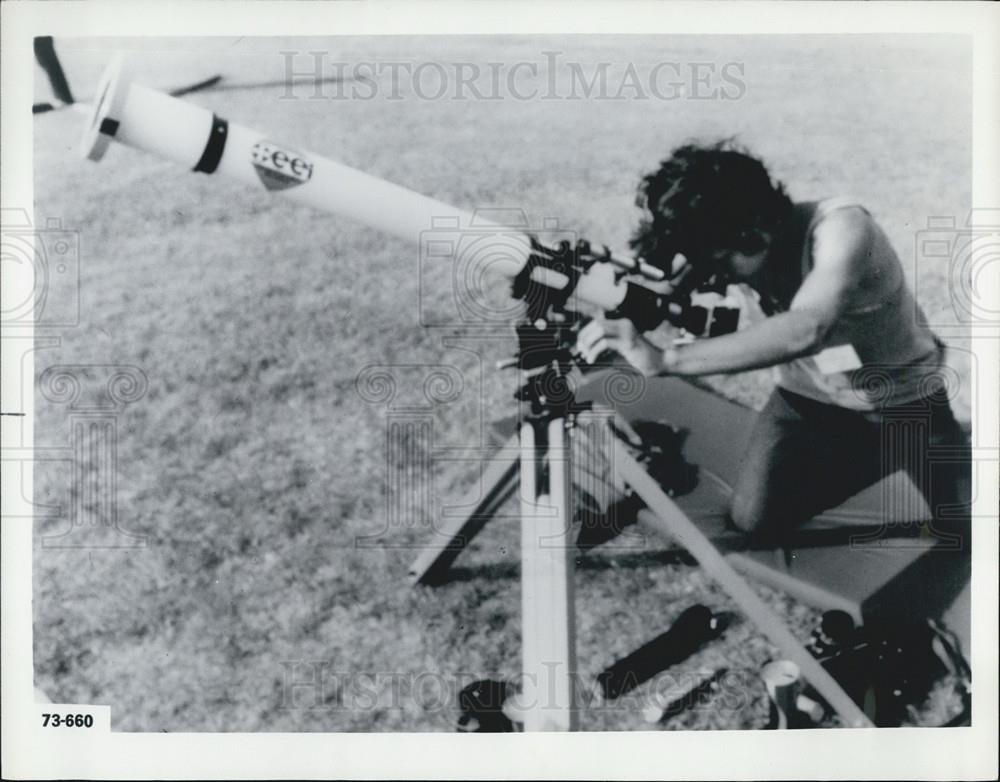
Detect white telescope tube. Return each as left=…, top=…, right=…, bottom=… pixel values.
left=80, top=55, right=632, bottom=312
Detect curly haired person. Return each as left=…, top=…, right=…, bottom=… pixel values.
left=577, top=141, right=968, bottom=545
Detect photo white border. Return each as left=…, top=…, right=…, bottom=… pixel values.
left=2, top=2, right=997, bottom=779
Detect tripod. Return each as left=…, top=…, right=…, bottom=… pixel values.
left=409, top=301, right=874, bottom=730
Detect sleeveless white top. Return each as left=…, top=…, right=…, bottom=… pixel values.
left=773, top=198, right=944, bottom=410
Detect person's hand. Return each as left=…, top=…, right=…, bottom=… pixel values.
left=576, top=316, right=667, bottom=377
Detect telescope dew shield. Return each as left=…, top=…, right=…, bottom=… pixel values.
left=80, top=55, right=633, bottom=313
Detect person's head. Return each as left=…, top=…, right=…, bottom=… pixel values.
left=630, top=140, right=793, bottom=286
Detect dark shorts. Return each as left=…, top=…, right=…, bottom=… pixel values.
left=729, top=386, right=970, bottom=545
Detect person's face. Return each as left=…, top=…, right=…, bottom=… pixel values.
left=708, top=231, right=773, bottom=284
left=718, top=249, right=769, bottom=281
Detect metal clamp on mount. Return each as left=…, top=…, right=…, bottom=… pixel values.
left=508, top=238, right=611, bottom=421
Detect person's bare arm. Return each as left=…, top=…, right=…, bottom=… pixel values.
left=663, top=207, right=871, bottom=375
left=577, top=207, right=872, bottom=376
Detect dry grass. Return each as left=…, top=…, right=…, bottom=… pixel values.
left=31, top=35, right=970, bottom=731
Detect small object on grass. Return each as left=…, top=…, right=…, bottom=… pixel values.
left=500, top=691, right=529, bottom=730
left=598, top=604, right=721, bottom=700
left=575, top=491, right=642, bottom=551
left=759, top=661, right=825, bottom=727
left=642, top=667, right=726, bottom=724
left=808, top=609, right=857, bottom=657
left=795, top=693, right=825, bottom=724
left=456, top=679, right=515, bottom=733
left=762, top=659, right=809, bottom=729
left=808, top=610, right=872, bottom=716
left=627, top=421, right=699, bottom=498
left=807, top=611, right=971, bottom=727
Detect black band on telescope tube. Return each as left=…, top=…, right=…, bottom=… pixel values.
left=99, top=118, right=120, bottom=137
left=193, top=114, right=228, bottom=174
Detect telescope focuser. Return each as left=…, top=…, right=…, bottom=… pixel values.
left=512, top=237, right=740, bottom=338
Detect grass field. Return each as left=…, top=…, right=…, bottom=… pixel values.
left=31, top=35, right=971, bottom=732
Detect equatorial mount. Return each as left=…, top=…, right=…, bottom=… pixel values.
left=503, top=238, right=623, bottom=423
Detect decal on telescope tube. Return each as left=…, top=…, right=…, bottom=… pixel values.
left=250, top=140, right=314, bottom=191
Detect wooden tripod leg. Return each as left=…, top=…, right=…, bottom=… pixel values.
left=408, top=434, right=520, bottom=585
left=612, top=437, right=874, bottom=728
left=520, top=419, right=578, bottom=731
